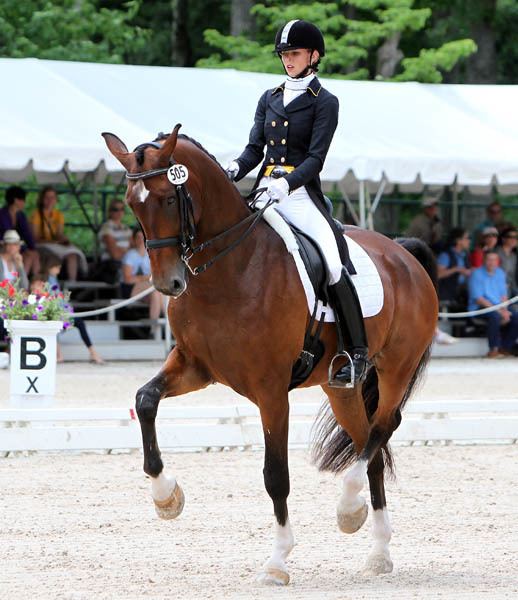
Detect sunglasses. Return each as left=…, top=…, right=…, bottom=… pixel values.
left=110, top=207, right=124, bottom=212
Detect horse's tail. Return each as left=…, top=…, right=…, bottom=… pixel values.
left=311, top=237, right=436, bottom=475
left=394, top=236, right=438, bottom=291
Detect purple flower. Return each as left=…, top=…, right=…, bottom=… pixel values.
left=31, top=314, right=38, bottom=320
left=1, top=313, right=7, bottom=319
left=22, top=299, right=29, bottom=306
left=36, top=305, right=44, bottom=311
left=63, top=322, right=70, bottom=330
left=51, top=284, right=59, bottom=291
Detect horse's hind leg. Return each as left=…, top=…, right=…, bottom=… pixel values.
left=364, top=449, right=393, bottom=575
left=255, top=393, right=294, bottom=586
left=136, top=346, right=211, bottom=519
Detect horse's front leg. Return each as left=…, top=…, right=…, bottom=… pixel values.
left=255, top=396, right=294, bottom=586
left=136, top=346, right=211, bottom=519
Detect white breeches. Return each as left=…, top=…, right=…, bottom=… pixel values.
left=259, top=177, right=343, bottom=284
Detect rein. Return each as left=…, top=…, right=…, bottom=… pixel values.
left=126, top=145, right=272, bottom=276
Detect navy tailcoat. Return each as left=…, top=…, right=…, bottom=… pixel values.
left=235, top=77, right=351, bottom=269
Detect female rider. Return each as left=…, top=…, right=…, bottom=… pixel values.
left=226, top=19, right=368, bottom=385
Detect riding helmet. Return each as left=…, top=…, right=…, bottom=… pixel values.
left=274, top=20, right=326, bottom=56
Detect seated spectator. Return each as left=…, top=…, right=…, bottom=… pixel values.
left=437, top=227, right=471, bottom=309
left=32, top=256, right=104, bottom=364
left=470, top=226, right=498, bottom=268
left=0, top=185, right=40, bottom=276
left=121, top=227, right=164, bottom=325
left=468, top=249, right=518, bottom=358
left=496, top=226, right=518, bottom=298
left=0, top=230, right=29, bottom=343
left=405, top=195, right=443, bottom=254
left=472, top=201, right=513, bottom=247
left=0, top=230, right=29, bottom=289
left=93, top=199, right=132, bottom=283
left=30, top=186, right=88, bottom=281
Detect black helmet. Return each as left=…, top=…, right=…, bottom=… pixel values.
left=274, top=20, right=325, bottom=57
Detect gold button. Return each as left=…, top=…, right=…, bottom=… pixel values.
left=269, top=158, right=274, bottom=164
left=284, top=121, right=288, bottom=126
left=281, top=139, right=286, bottom=145
left=271, top=120, right=276, bottom=127
left=270, top=140, right=275, bottom=145
left=280, top=157, right=285, bottom=163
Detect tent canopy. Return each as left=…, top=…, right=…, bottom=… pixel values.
left=2, top=57, right=518, bottom=193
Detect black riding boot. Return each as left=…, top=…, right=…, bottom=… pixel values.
left=328, top=268, right=369, bottom=386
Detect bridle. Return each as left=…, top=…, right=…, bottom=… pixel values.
left=125, top=142, right=273, bottom=276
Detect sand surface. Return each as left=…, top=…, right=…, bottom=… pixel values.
left=0, top=358, right=517, bottom=599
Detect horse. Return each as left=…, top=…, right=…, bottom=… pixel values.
left=102, top=124, right=438, bottom=585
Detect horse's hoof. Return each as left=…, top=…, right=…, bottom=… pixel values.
left=153, top=482, right=185, bottom=520
left=256, top=568, right=290, bottom=586
left=362, top=554, right=393, bottom=576
left=337, top=498, right=368, bottom=533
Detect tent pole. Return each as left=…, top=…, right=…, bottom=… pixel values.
left=452, top=177, right=459, bottom=227
left=369, top=177, right=387, bottom=217
left=337, top=180, right=360, bottom=225
left=366, top=184, right=374, bottom=230
left=359, top=181, right=366, bottom=228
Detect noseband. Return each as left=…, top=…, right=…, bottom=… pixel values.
left=125, top=142, right=272, bottom=276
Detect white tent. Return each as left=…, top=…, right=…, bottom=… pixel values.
left=1, top=57, right=518, bottom=225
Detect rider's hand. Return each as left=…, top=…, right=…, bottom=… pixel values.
left=266, top=177, right=289, bottom=202
left=225, top=160, right=240, bottom=181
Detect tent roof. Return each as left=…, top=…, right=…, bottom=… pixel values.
left=1, top=57, right=518, bottom=191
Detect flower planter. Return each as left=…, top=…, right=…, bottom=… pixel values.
left=6, top=319, right=64, bottom=407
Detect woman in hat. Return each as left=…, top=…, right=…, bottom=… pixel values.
left=225, top=19, right=368, bottom=385
left=470, top=226, right=499, bottom=268
left=0, top=229, right=29, bottom=290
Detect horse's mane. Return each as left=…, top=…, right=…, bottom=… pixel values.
left=150, top=131, right=226, bottom=175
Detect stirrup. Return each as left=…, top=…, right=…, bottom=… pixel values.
left=328, top=350, right=355, bottom=388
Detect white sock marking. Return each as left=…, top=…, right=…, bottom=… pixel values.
left=264, top=518, right=294, bottom=571
left=371, top=508, right=392, bottom=556
left=340, top=459, right=368, bottom=512
left=150, top=472, right=177, bottom=502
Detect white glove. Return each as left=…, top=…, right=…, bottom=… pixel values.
left=266, top=177, right=290, bottom=202
left=225, top=160, right=240, bottom=181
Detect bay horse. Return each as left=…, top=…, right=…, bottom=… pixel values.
left=103, top=125, right=438, bottom=584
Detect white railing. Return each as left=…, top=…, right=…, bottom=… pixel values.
left=1, top=399, right=517, bottom=454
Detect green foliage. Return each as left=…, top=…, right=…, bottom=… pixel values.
left=197, top=0, right=476, bottom=82
left=0, top=0, right=148, bottom=63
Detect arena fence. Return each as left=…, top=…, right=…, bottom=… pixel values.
left=1, top=399, right=517, bottom=454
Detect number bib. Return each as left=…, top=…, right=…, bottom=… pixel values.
left=167, top=164, right=189, bottom=185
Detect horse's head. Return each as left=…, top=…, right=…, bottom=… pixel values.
left=102, top=124, right=202, bottom=298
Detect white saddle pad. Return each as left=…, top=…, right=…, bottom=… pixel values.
left=292, top=234, right=384, bottom=322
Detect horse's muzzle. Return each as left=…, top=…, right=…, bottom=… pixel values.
left=152, top=264, right=188, bottom=298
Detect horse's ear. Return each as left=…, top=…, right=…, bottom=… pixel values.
left=157, top=123, right=182, bottom=166
left=102, top=132, right=132, bottom=170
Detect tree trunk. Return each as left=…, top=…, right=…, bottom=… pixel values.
left=171, top=0, right=191, bottom=66
left=231, top=0, right=255, bottom=36
left=465, top=22, right=497, bottom=83
left=376, top=32, right=403, bottom=79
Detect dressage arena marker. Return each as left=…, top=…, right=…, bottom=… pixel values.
left=0, top=399, right=517, bottom=453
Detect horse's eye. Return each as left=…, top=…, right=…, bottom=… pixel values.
left=166, top=194, right=177, bottom=205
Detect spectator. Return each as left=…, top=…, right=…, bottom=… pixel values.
left=0, top=230, right=29, bottom=289
left=32, top=256, right=105, bottom=364
left=93, top=199, right=132, bottom=283
left=0, top=230, right=29, bottom=344
left=405, top=195, right=443, bottom=253
left=470, top=226, right=499, bottom=268
left=496, top=226, right=518, bottom=298
left=30, top=185, right=88, bottom=281
left=121, top=227, right=164, bottom=326
left=0, top=185, right=40, bottom=276
left=472, top=201, right=513, bottom=247
left=437, top=227, right=471, bottom=308
left=468, top=249, right=518, bottom=358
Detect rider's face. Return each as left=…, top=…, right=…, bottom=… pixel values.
left=281, top=49, right=318, bottom=77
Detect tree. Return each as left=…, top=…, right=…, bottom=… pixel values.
left=197, top=0, right=476, bottom=83
left=0, top=0, right=148, bottom=63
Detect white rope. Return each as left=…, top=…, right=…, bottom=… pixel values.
left=72, top=285, right=155, bottom=318
left=438, top=295, right=518, bottom=319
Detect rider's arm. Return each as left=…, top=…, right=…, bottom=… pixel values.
left=284, top=93, right=339, bottom=192
left=234, top=91, right=268, bottom=181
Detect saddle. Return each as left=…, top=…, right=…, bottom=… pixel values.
left=287, top=225, right=329, bottom=390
